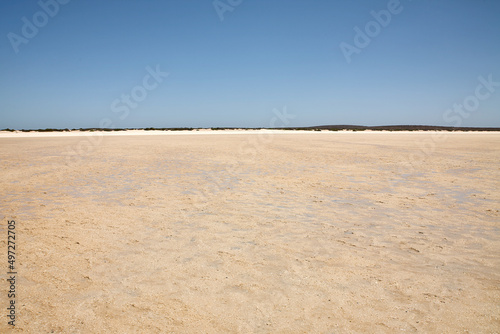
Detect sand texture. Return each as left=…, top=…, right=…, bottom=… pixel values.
left=1, top=131, right=499, bottom=333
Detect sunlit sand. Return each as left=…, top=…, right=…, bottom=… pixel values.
left=1, top=131, right=499, bottom=332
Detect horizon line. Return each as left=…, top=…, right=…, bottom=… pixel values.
left=2, top=125, right=500, bottom=132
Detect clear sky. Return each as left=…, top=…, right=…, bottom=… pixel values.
left=0, top=0, right=499, bottom=129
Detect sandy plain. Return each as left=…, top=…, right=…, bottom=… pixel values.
left=0, top=130, right=499, bottom=333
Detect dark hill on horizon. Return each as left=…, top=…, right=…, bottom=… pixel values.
left=299, top=125, right=500, bottom=131
left=2, top=125, right=500, bottom=132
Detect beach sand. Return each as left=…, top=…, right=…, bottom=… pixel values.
left=1, top=130, right=499, bottom=333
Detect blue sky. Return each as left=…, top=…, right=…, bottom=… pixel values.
left=0, top=0, right=499, bottom=129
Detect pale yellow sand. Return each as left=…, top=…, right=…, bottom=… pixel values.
left=1, top=131, right=499, bottom=333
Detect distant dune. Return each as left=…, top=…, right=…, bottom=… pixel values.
left=300, top=125, right=500, bottom=131
left=2, top=125, right=500, bottom=132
